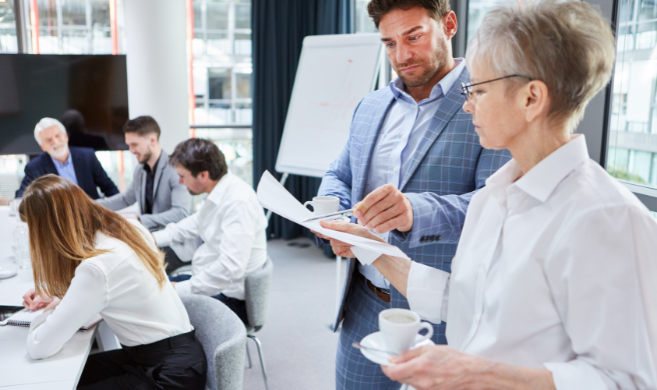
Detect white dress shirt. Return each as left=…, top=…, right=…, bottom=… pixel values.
left=360, top=59, right=466, bottom=289
left=406, top=135, right=657, bottom=389
left=27, top=220, right=193, bottom=360
left=153, top=172, right=268, bottom=300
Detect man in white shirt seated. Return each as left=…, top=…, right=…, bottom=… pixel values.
left=152, top=138, right=267, bottom=324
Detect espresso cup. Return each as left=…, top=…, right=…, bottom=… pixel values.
left=303, top=196, right=340, bottom=216
left=379, top=308, right=433, bottom=354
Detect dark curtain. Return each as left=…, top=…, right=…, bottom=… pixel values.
left=252, top=0, right=353, bottom=239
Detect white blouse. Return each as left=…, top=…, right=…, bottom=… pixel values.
left=406, top=136, right=657, bottom=389
left=27, top=220, right=193, bottom=360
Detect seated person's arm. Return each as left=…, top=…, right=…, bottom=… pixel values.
left=16, top=164, right=39, bottom=198
left=151, top=212, right=200, bottom=247
left=96, top=177, right=137, bottom=211
left=138, top=177, right=191, bottom=229
left=26, top=263, right=106, bottom=360
left=175, top=200, right=259, bottom=296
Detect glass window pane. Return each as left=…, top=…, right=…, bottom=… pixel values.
left=206, top=31, right=230, bottom=55
left=235, top=3, right=250, bottom=29
left=234, top=32, right=251, bottom=56
left=235, top=102, right=252, bottom=123
left=607, top=0, right=657, bottom=189
left=206, top=2, right=228, bottom=30
left=36, top=0, right=58, bottom=27
left=0, top=2, right=17, bottom=53
left=208, top=68, right=231, bottom=99
left=355, top=0, right=377, bottom=33
left=466, top=0, right=516, bottom=46
left=61, top=0, right=87, bottom=26
left=236, top=72, right=251, bottom=98
left=194, top=1, right=202, bottom=29
left=207, top=101, right=232, bottom=124
left=91, top=0, right=110, bottom=28
left=61, top=30, right=88, bottom=53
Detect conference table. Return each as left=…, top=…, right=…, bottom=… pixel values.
left=0, top=205, right=111, bottom=389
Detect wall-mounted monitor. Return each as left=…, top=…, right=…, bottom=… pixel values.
left=0, top=54, right=129, bottom=155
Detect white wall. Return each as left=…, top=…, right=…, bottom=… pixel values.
left=123, top=0, right=189, bottom=154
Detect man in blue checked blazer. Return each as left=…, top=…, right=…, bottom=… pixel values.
left=314, top=1, right=511, bottom=389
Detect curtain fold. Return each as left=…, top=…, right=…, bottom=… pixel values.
left=252, top=0, right=353, bottom=239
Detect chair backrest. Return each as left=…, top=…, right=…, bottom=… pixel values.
left=180, top=294, right=247, bottom=390
left=244, top=257, right=274, bottom=332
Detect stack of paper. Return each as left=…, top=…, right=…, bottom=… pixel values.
left=256, top=171, right=409, bottom=264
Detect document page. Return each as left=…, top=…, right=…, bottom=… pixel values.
left=256, top=171, right=409, bottom=264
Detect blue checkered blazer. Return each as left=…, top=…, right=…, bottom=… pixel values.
left=318, top=68, right=511, bottom=327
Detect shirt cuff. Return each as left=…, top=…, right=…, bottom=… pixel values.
left=544, top=361, right=610, bottom=390
left=174, top=279, right=193, bottom=295
left=407, top=262, right=450, bottom=324
left=152, top=229, right=172, bottom=248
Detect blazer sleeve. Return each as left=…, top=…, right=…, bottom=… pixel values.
left=16, top=163, right=39, bottom=198
left=96, top=171, right=138, bottom=211
left=90, top=151, right=119, bottom=197
left=395, top=148, right=511, bottom=247
left=138, top=171, right=191, bottom=230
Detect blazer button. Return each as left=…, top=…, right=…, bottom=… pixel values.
left=420, top=236, right=426, bottom=243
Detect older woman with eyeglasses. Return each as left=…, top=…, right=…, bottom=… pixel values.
left=320, top=1, right=657, bottom=389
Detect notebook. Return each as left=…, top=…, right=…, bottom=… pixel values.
left=7, top=309, right=102, bottom=330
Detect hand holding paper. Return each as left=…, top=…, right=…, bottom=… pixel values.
left=256, top=171, right=409, bottom=264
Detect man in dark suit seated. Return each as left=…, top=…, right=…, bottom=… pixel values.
left=15, top=117, right=119, bottom=200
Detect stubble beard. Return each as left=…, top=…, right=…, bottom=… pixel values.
left=396, top=38, right=449, bottom=88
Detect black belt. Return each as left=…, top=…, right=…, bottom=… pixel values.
left=357, top=271, right=391, bottom=303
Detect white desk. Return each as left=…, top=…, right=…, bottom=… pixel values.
left=0, top=206, right=98, bottom=389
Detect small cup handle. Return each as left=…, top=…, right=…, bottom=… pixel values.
left=415, top=322, right=434, bottom=344
left=303, top=201, right=314, bottom=212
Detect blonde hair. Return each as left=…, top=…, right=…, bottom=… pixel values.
left=465, top=0, right=616, bottom=131
left=19, top=175, right=166, bottom=298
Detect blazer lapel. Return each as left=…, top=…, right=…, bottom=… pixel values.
left=353, top=95, right=395, bottom=203
left=399, top=68, right=470, bottom=190
left=70, top=148, right=86, bottom=186
left=43, top=153, right=58, bottom=175
left=151, top=150, right=167, bottom=201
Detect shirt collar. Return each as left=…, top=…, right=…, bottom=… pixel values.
left=51, top=149, right=73, bottom=168
left=486, top=135, right=590, bottom=203
left=389, top=58, right=465, bottom=104
left=143, top=152, right=161, bottom=174
left=206, top=172, right=234, bottom=204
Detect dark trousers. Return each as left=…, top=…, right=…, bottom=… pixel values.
left=163, top=247, right=188, bottom=275
left=169, top=274, right=249, bottom=325
left=78, top=330, right=206, bottom=390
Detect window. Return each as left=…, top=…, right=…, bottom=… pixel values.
left=607, top=0, right=657, bottom=191
left=0, top=1, right=17, bottom=53
left=191, top=0, right=252, bottom=125
left=191, top=0, right=253, bottom=186
left=354, top=0, right=377, bottom=33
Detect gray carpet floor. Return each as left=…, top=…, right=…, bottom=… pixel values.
left=242, top=237, right=347, bottom=390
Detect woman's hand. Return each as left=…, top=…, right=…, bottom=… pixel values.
left=22, top=289, right=54, bottom=311
left=382, top=345, right=555, bottom=390
left=316, top=220, right=386, bottom=258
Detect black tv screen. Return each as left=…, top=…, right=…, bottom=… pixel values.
left=0, top=54, right=129, bottom=154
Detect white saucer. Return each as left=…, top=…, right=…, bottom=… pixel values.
left=0, top=263, right=18, bottom=279
left=359, top=331, right=435, bottom=366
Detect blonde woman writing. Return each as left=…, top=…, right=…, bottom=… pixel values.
left=321, top=0, right=657, bottom=388
left=19, top=175, right=206, bottom=389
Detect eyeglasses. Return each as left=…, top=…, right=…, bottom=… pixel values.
left=461, top=75, right=533, bottom=102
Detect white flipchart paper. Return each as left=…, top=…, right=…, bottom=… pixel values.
left=256, top=171, right=409, bottom=264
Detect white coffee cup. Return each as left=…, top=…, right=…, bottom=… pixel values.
left=379, top=308, right=433, bottom=354
left=303, top=196, right=340, bottom=216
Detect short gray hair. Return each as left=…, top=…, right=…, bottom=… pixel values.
left=465, top=0, right=616, bottom=131
left=34, top=118, right=67, bottom=145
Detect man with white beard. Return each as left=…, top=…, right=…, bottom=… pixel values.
left=16, top=117, right=119, bottom=200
